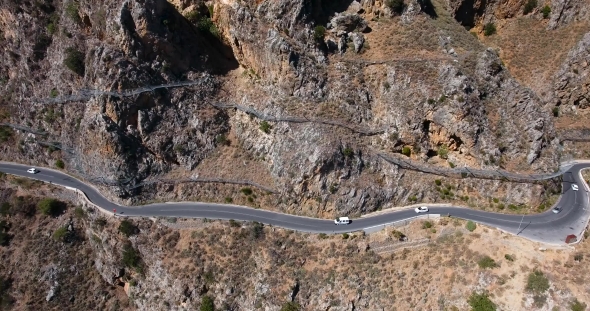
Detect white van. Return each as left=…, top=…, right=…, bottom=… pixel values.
left=334, top=217, right=351, bottom=225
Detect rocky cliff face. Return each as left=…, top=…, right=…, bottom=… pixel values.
left=551, top=31, right=590, bottom=110
left=0, top=0, right=570, bottom=216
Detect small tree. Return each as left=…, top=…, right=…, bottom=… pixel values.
left=63, top=47, right=85, bottom=76
left=386, top=0, right=404, bottom=15
left=200, top=295, right=215, bottom=311
left=483, top=23, right=496, bottom=36
left=468, top=292, right=496, bottom=311
left=523, top=0, right=537, bottom=14
left=466, top=220, right=477, bottom=232
left=53, top=226, right=69, bottom=242
left=55, top=159, right=65, bottom=169
left=438, top=145, right=449, bottom=159
left=570, top=299, right=587, bottom=311
left=541, top=5, right=551, bottom=18
left=250, top=221, right=264, bottom=240
left=119, top=219, right=138, bottom=237
left=122, top=243, right=142, bottom=271
left=313, top=25, right=326, bottom=42
left=37, top=198, right=62, bottom=216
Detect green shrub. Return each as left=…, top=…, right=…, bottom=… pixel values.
left=224, top=197, right=233, bottom=203
left=63, top=47, right=85, bottom=76
left=259, top=121, right=271, bottom=133
left=118, top=219, right=138, bottom=237
left=313, top=25, right=326, bottom=42
left=402, top=147, right=411, bottom=157
left=216, top=134, right=229, bottom=146
left=184, top=10, right=201, bottom=23
left=241, top=187, right=253, bottom=195
left=280, top=302, right=301, bottom=311
left=74, top=207, right=86, bottom=219
left=229, top=219, right=241, bottom=228
left=65, top=1, right=81, bottom=23
left=0, top=202, right=9, bottom=216
left=196, top=17, right=219, bottom=38
left=466, top=220, right=476, bottom=232
left=541, top=5, right=551, bottom=18
left=438, top=145, right=449, bottom=159
left=552, top=107, right=559, bottom=117
left=427, top=98, right=436, bottom=105
left=200, top=295, right=215, bottom=311
left=37, top=198, right=62, bottom=216
left=504, top=254, right=515, bottom=261
left=523, top=0, right=537, bottom=14
left=318, top=233, right=328, bottom=239
left=53, top=226, right=68, bottom=241
left=422, top=221, right=433, bottom=229
left=408, top=195, right=417, bottom=202
left=468, top=292, right=496, bottom=311
left=448, top=161, right=456, bottom=168
left=343, top=147, right=354, bottom=157
left=55, top=159, right=65, bottom=169
left=329, top=184, right=338, bottom=194
left=478, top=256, right=497, bottom=269
left=0, top=126, right=13, bottom=142
left=122, top=243, right=142, bottom=271
left=0, top=276, right=15, bottom=308
left=570, top=299, right=587, bottom=311
left=386, top=0, right=404, bottom=15
left=526, top=270, right=550, bottom=294
left=435, top=179, right=442, bottom=186
left=50, top=89, right=58, bottom=98
left=483, top=23, right=496, bottom=36
left=342, top=233, right=350, bottom=239
left=492, top=198, right=499, bottom=203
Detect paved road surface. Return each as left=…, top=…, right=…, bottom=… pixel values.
left=1, top=162, right=589, bottom=245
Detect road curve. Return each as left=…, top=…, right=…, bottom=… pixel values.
left=1, top=162, right=589, bottom=245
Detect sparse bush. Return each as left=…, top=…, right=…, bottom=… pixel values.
left=435, top=179, right=442, bottom=186
left=504, top=254, right=515, bottom=261
left=526, top=270, right=550, bottom=294
left=280, top=302, right=301, bottom=311
left=196, top=17, right=219, bottom=38
left=342, top=233, right=350, bottom=239
left=329, top=184, right=338, bottom=194
left=118, top=219, right=138, bottom=237
left=523, top=0, right=537, bottom=14
left=422, top=221, right=433, bottom=229
left=0, top=276, right=15, bottom=308
left=184, top=10, right=201, bottom=23
left=318, top=233, right=328, bottom=239
left=466, top=220, right=476, bottom=232
left=478, top=256, right=497, bottom=269
left=408, top=195, right=417, bottom=202
left=343, top=147, right=354, bottom=157
left=570, top=299, right=587, bottom=311
left=94, top=217, right=107, bottom=228
left=0, top=202, right=9, bottom=216
left=448, top=162, right=456, bottom=168
left=37, top=198, right=62, bottom=216
left=55, top=159, right=65, bottom=169
left=402, top=147, right=411, bottom=157
left=224, top=197, right=233, bottom=203
left=574, top=253, right=583, bottom=262
left=65, top=1, right=81, bottom=23
left=216, top=134, right=229, bottom=146
left=313, top=25, right=326, bottom=42
left=542, top=5, right=551, bottom=18
left=50, top=89, right=58, bottom=98
left=386, top=0, right=404, bottom=15
left=468, top=292, right=496, bottom=311
left=241, top=187, right=253, bottom=195
left=552, top=107, right=559, bottom=117
left=63, top=47, right=85, bottom=76
left=200, top=295, right=215, bottom=311
left=259, top=121, right=271, bottom=133
left=250, top=221, right=264, bottom=240
left=483, top=23, right=496, bottom=36
left=427, top=98, right=436, bottom=105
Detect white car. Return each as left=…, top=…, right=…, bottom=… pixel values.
left=415, top=206, right=429, bottom=213
left=552, top=206, right=562, bottom=214
left=334, top=217, right=351, bottom=225
left=27, top=168, right=39, bottom=174
left=572, top=184, right=579, bottom=191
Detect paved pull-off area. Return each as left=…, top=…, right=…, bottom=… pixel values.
left=1, top=162, right=589, bottom=245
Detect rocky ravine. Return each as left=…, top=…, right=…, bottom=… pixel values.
left=0, top=0, right=578, bottom=217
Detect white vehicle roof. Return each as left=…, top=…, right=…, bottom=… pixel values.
left=337, top=217, right=350, bottom=221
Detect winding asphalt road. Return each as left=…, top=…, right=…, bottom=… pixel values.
left=1, top=162, right=589, bottom=245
